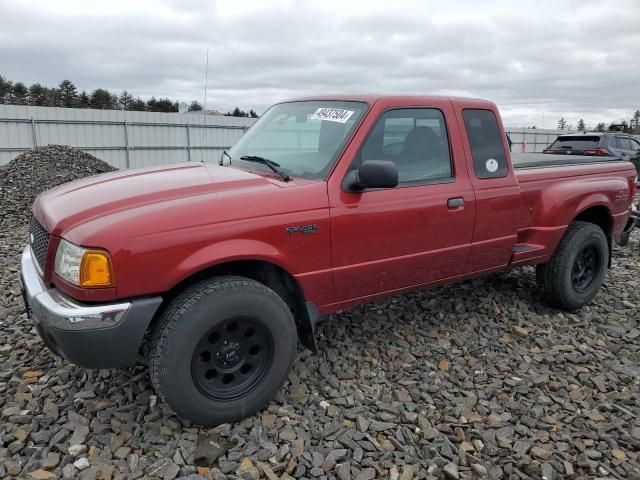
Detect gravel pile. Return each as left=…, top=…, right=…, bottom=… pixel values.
left=0, top=145, right=116, bottom=228
left=1, top=149, right=639, bottom=479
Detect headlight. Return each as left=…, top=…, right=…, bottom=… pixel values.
left=54, top=239, right=114, bottom=288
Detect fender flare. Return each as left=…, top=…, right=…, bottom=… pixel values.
left=173, top=239, right=295, bottom=287
left=169, top=239, right=320, bottom=351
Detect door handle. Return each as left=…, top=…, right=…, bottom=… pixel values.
left=447, top=197, right=464, bottom=209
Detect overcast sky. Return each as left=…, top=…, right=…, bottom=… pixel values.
left=1, top=0, right=639, bottom=127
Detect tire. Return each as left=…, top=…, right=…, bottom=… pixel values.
left=536, top=221, right=609, bottom=310
left=149, top=276, right=297, bottom=426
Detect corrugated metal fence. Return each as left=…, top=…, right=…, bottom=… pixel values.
left=0, top=105, right=256, bottom=169
left=504, top=128, right=564, bottom=153
left=0, top=105, right=600, bottom=168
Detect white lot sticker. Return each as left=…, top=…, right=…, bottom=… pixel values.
left=310, top=108, right=355, bottom=123
left=486, top=158, right=499, bottom=173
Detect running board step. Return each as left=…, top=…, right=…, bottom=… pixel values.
left=510, top=243, right=547, bottom=267
left=513, top=244, right=538, bottom=253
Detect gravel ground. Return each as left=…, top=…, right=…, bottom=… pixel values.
left=1, top=146, right=639, bottom=480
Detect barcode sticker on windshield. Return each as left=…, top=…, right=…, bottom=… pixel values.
left=310, top=108, right=354, bottom=123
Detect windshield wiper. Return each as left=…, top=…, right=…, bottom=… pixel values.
left=219, top=150, right=232, bottom=166
left=240, top=155, right=291, bottom=181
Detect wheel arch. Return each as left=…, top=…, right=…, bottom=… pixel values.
left=573, top=204, right=613, bottom=235
left=572, top=204, right=613, bottom=266
left=151, top=258, right=318, bottom=352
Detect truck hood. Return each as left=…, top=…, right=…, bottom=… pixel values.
left=35, top=163, right=285, bottom=236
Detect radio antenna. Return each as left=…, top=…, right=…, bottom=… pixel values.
left=201, top=48, right=210, bottom=162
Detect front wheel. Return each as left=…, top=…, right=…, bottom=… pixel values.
left=149, top=276, right=298, bottom=426
left=536, top=221, right=609, bottom=310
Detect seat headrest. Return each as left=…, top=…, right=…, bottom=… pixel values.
left=401, top=126, right=440, bottom=157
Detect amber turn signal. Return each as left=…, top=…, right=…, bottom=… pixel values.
left=79, top=250, right=114, bottom=287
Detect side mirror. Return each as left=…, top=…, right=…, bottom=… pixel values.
left=343, top=160, right=399, bottom=192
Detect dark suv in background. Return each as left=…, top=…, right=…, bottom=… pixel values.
left=544, top=133, right=640, bottom=175
left=544, top=132, right=640, bottom=157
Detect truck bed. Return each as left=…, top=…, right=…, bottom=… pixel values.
left=511, top=152, right=621, bottom=169
left=508, top=154, right=635, bottom=267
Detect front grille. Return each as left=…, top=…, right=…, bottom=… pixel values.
left=29, top=216, right=50, bottom=271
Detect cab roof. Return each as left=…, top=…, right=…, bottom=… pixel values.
left=285, top=94, right=495, bottom=108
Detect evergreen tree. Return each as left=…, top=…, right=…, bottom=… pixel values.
left=226, top=107, right=250, bottom=117
left=58, top=80, right=77, bottom=107
left=90, top=88, right=116, bottom=109
left=0, top=75, right=256, bottom=114
left=0, top=75, right=13, bottom=103
left=146, top=96, right=158, bottom=111
left=557, top=117, right=567, bottom=130
left=118, top=90, right=134, bottom=110
left=632, top=110, right=640, bottom=132
left=576, top=118, right=586, bottom=132
left=76, top=90, right=90, bottom=108
left=147, top=97, right=178, bottom=112
left=27, top=83, right=47, bottom=106
left=595, top=122, right=606, bottom=132
left=45, top=86, right=61, bottom=107
left=12, top=82, right=28, bottom=105
left=130, top=97, right=147, bottom=111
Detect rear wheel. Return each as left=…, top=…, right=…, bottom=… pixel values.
left=536, top=221, right=609, bottom=310
left=149, top=276, right=297, bottom=425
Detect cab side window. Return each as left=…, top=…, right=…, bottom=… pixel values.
left=462, top=109, right=508, bottom=179
left=359, top=108, right=452, bottom=184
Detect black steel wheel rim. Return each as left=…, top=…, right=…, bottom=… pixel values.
left=191, top=316, right=274, bottom=401
left=571, top=244, right=600, bottom=293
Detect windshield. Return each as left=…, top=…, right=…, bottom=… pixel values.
left=226, top=101, right=367, bottom=180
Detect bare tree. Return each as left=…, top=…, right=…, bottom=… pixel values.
left=188, top=100, right=203, bottom=112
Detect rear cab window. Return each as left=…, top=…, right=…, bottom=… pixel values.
left=462, top=109, right=508, bottom=179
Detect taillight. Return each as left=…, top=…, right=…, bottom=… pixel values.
left=584, top=148, right=609, bottom=156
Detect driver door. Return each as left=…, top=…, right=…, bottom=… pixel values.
left=328, top=101, right=475, bottom=304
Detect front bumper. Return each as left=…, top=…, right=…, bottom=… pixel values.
left=20, top=245, right=162, bottom=368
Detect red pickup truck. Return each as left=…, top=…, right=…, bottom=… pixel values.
left=21, top=95, right=637, bottom=425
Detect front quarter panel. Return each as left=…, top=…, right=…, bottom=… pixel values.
left=61, top=181, right=333, bottom=306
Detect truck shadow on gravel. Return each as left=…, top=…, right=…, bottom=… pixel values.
left=4, top=239, right=639, bottom=479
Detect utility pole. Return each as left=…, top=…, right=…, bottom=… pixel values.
left=201, top=48, right=210, bottom=162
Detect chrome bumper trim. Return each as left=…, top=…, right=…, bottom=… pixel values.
left=20, top=245, right=131, bottom=330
